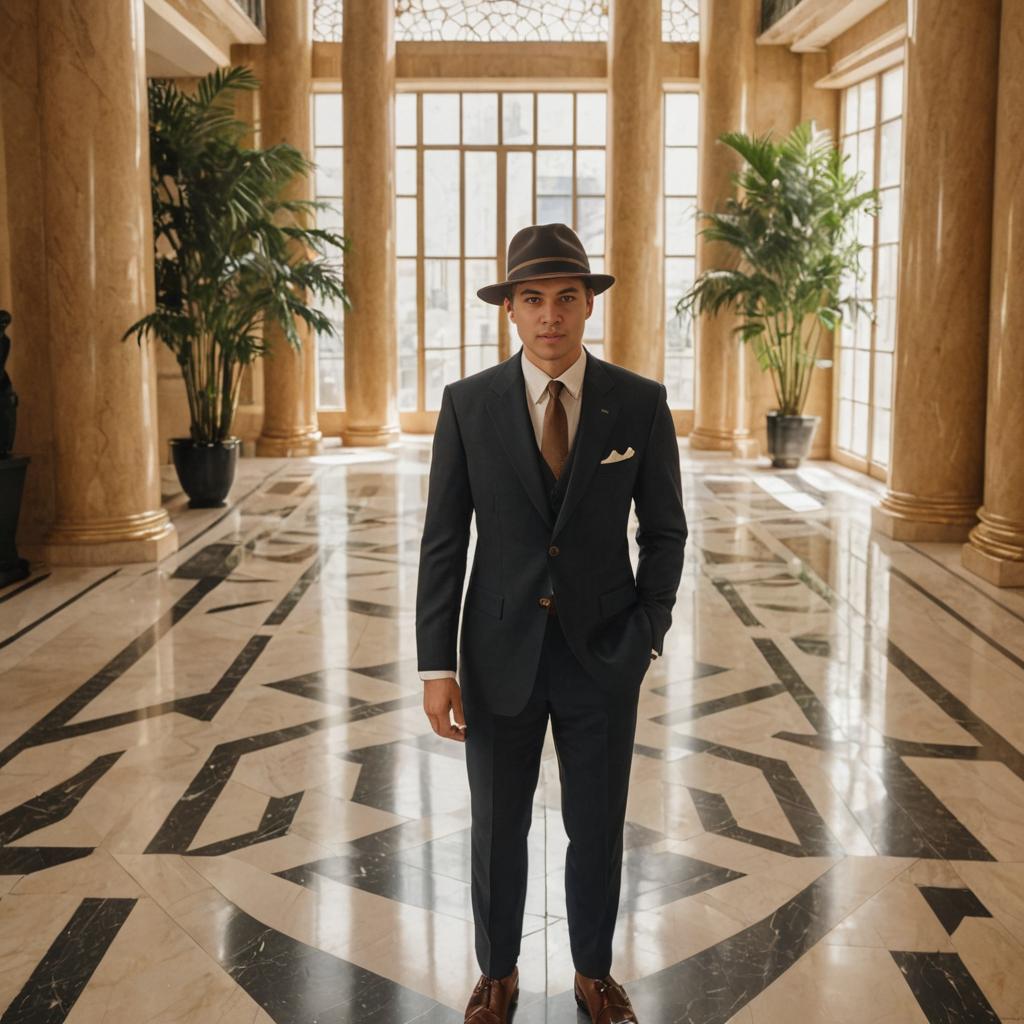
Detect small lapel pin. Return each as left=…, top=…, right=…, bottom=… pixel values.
left=601, top=408, right=608, bottom=414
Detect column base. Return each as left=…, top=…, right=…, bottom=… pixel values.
left=689, top=425, right=752, bottom=452
left=255, top=428, right=323, bottom=457
left=340, top=423, right=401, bottom=447
left=872, top=490, right=979, bottom=542
left=36, top=511, right=178, bottom=566
left=961, top=508, right=1024, bottom=587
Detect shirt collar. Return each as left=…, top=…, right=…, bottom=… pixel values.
left=522, top=346, right=587, bottom=406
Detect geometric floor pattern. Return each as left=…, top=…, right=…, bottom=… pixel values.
left=1, top=438, right=1023, bottom=1022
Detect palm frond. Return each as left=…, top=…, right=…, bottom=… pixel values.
left=675, top=120, right=878, bottom=415
left=131, top=65, right=349, bottom=443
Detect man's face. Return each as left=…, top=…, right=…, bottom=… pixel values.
left=503, top=276, right=594, bottom=364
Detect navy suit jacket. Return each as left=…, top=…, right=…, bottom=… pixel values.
left=415, top=346, right=687, bottom=717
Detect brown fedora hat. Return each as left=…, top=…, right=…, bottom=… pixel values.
left=476, top=222, right=615, bottom=305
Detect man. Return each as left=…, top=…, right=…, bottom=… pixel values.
left=416, top=223, right=686, bottom=1023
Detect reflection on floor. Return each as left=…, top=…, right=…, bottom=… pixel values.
left=1, top=439, right=1024, bottom=1023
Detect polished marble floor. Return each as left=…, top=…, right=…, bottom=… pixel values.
left=1, top=439, right=1024, bottom=1023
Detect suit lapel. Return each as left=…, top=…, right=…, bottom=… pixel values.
left=486, top=349, right=552, bottom=528
left=551, top=350, right=619, bottom=541
left=486, top=346, right=620, bottom=539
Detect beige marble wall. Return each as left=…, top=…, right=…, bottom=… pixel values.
left=312, top=40, right=699, bottom=83
left=340, top=0, right=400, bottom=446
left=256, top=0, right=322, bottom=456
left=872, top=0, right=1000, bottom=542
left=606, top=0, right=663, bottom=377
left=962, top=2, right=1024, bottom=587
left=0, top=0, right=56, bottom=549
left=35, top=0, right=177, bottom=564
left=690, top=0, right=758, bottom=455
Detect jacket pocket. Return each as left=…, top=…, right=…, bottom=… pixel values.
left=465, top=583, right=504, bottom=619
left=598, top=579, right=638, bottom=619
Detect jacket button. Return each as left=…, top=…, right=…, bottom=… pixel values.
left=538, top=596, right=551, bottom=608
left=548, top=545, right=560, bottom=556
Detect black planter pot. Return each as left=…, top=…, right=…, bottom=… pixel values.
left=170, top=437, right=240, bottom=508
left=765, top=411, right=819, bottom=469
left=0, top=456, right=30, bottom=587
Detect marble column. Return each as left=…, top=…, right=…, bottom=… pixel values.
left=256, top=0, right=322, bottom=456
left=606, top=0, right=662, bottom=378
left=37, top=0, right=177, bottom=565
left=690, top=0, right=758, bottom=456
left=962, top=2, right=1024, bottom=587
left=872, top=0, right=1000, bottom=541
left=341, top=0, right=399, bottom=445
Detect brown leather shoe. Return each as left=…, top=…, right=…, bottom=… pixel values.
left=574, top=971, right=638, bottom=1023
left=465, top=965, right=519, bottom=1022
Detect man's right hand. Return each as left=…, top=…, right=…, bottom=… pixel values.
left=423, top=677, right=467, bottom=742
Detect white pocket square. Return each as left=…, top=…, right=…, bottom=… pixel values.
left=600, top=446, right=635, bottom=464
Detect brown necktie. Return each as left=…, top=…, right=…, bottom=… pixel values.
left=541, top=379, right=568, bottom=479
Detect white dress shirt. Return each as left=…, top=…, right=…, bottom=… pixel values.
left=421, top=346, right=653, bottom=682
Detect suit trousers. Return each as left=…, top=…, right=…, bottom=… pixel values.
left=462, top=610, right=642, bottom=980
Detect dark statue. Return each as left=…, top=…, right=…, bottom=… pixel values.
left=0, top=310, right=16, bottom=459
left=0, top=308, right=29, bottom=586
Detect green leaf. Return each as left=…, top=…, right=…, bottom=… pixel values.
left=130, top=65, right=350, bottom=443
left=665, top=119, right=877, bottom=415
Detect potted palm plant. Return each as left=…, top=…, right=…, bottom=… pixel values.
left=677, top=121, right=878, bottom=467
left=123, top=66, right=349, bottom=507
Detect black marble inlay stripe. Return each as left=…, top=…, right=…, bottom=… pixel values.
left=887, top=639, right=1024, bottom=784
left=268, top=480, right=304, bottom=494
left=891, top=566, right=1024, bottom=674
left=0, top=569, right=116, bottom=651
left=0, top=571, right=49, bottom=604
left=617, top=847, right=745, bottom=912
left=791, top=633, right=832, bottom=657
left=753, top=637, right=842, bottom=739
left=16, top=633, right=272, bottom=741
left=206, top=599, right=273, bottom=614
left=149, top=463, right=293, bottom=570
left=145, top=712, right=348, bottom=854
left=0, top=536, right=325, bottom=769
left=603, top=862, right=854, bottom=1024
left=0, top=897, right=136, bottom=1024
left=666, top=734, right=841, bottom=857
left=905, top=543, right=1024, bottom=627
left=651, top=683, right=786, bottom=726
left=755, top=636, right=996, bottom=861
left=218, top=902, right=461, bottom=1023
left=0, top=752, right=123, bottom=876
left=347, top=598, right=403, bottom=619
left=265, top=670, right=371, bottom=708
left=687, top=785, right=839, bottom=858
left=916, top=885, right=992, bottom=935
left=253, top=542, right=319, bottom=563
left=891, top=950, right=1000, bottom=1024
left=710, top=577, right=762, bottom=626
left=188, top=791, right=305, bottom=857
left=649, top=660, right=730, bottom=697
left=263, top=554, right=327, bottom=625
left=351, top=659, right=414, bottom=684
left=277, top=845, right=474, bottom=920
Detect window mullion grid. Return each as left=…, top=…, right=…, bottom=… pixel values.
left=459, top=96, right=466, bottom=381
left=868, top=73, right=882, bottom=472
left=416, top=92, right=426, bottom=414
